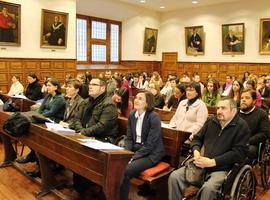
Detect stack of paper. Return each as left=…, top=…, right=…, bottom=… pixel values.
left=45, top=122, right=75, bottom=134
left=78, top=138, right=124, bottom=150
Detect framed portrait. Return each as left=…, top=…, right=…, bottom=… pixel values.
left=222, top=23, right=245, bottom=55
left=259, top=18, right=270, bottom=55
left=143, top=28, right=158, bottom=54
left=0, top=1, right=21, bottom=46
left=40, top=9, right=68, bottom=49
left=185, top=26, right=205, bottom=55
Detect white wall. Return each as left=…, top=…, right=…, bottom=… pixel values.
left=0, top=0, right=76, bottom=59
left=122, top=9, right=160, bottom=61
left=159, top=0, right=270, bottom=62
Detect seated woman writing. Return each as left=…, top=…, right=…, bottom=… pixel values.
left=120, top=91, right=165, bottom=200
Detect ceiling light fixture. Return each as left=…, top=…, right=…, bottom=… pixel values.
left=192, top=0, right=199, bottom=4
left=160, top=6, right=165, bottom=9
left=140, top=0, right=146, bottom=3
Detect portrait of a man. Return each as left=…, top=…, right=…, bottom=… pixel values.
left=185, top=26, right=204, bottom=55
left=143, top=28, right=158, bottom=54
left=41, top=9, right=68, bottom=49
left=259, top=18, right=270, bottom=54
left=222, top=23, right=245, bottom=54
left=0, top=1, right=20, bottom=46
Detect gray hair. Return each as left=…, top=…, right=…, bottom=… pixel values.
left=218, top=97, right=237, bottom=109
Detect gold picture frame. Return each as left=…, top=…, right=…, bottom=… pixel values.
left=0, top=1, right=21, bottom=46
left=222, top=23, right=245, bottom=55
left=40, top=9, right=68, bottom=49
left=259, top=18, right=270, bottom=55
left=185, top=25, right=205, bottom=56
left=143, top=28, right=158, bottom=54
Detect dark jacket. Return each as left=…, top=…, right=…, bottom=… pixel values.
left=239, top=107, right=269, bottom=145
left=125, top=110, right=165, bottom=164
left=72, top=92, right=119, bottom=141
left=25, top=81, right=42, bottom=101
left=260, top=86, right=270, bottom=98
left=191, top=115, right=250, bottom=173
left=64, top=95, right=86, bottom=124
left=38, top=93, right=66, bottom=122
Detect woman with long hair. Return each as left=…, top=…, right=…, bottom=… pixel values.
left=202, top=79, right=220, bottom=107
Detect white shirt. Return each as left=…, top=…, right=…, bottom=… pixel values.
left=135, top=110, right=146, bottom=143
left=8, top=81, right=24, bottom=96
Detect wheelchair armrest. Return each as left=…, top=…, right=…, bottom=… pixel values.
left=220, top=163, right=245, bottom=196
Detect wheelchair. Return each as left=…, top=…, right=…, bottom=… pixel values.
left=183, top=140, right=270, bottom=200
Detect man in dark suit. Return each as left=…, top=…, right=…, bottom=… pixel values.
left=257, top=77, right=270, bottom=98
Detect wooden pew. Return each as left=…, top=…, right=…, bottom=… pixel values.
left=154, top=108, right=175, bottom=122
left=207, top=106, right=217, bottom=115
left=0, top=94, right=36, bottom=112
left=0, top=112, right=133, bottom=200
left=118, top=116, right=190, bottom=185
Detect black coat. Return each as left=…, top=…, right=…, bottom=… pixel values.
left=25, top=81, right=42, bottom=101
left=72, top=92, right=119, bottom=141
left=192, top=115, right=250, bottom=173
left=125, top=110, right=165, bottom=164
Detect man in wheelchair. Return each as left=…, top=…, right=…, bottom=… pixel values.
left=168, top=97, right=250, bottom=200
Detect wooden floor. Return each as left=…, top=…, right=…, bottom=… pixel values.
left=0, top=143, right=270, bottom=200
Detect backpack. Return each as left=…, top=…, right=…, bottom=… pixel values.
left=3, top=112, right=31, bottom=137
left=3, top=99, right=20, bottom=112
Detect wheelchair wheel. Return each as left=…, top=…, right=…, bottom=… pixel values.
left=230, top=165, right=256, bottom=200
left=260, top=143, right=270, bottom=190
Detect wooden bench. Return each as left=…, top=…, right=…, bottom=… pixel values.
left=118, top=116, right=191, bottom=186
left=154, top=108, right=175, bottom=122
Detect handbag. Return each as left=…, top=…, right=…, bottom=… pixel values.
left=184, top=145, right=205, bottom=186
left=184, top=157, right=205, bottom=186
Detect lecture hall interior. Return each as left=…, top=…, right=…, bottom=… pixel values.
left=0, top=0, right=270, bottom=200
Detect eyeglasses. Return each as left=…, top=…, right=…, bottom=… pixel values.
left=89, top=83, right=101, bottom=86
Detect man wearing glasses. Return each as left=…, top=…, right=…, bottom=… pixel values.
left=71, top=77, right=119, bottom=198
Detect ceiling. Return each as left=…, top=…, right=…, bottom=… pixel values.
left=76, top=0, right=248, bottom=21
left=119, top=0, right=245, bottom=12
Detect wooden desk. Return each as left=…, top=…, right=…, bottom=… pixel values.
left=118, top=116, right=190, bottom=168
left=0, top=112, right=133, bottom=200
left=0, top=94, right=36, bottom=112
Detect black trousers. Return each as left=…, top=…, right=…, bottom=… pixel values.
left=120, top=157, right=154, bottom=200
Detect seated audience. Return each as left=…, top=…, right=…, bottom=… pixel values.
left=202, top=79, right=220, bottom=107
left=71, top=77, right=119, bottom=197
left=221, top=75, right=233, bottom=96
left=137, top=74, right=149, bottom=89
left=76, top=73, right=89, bottom=99
left=164, top=84, right=186, bottom=111
left=25, top=73, right=42, bottom=101
left=111, top=87, right=133, bottom=117
left=38, top=78, right=66, bottom=123
left=147, top=83, right=165, bottom=109
left=257, top=77, right=270, bottom=98
left=120, top=91, right=165, bottom=200
left=59, top=79, right=86, bottom=128
left=229, top=79, right=243, bottom=107
left=149, top=71, right=163, bottom=91
left=105, top=70, right=118, bottom=97
left=242, top=71, right=250, bottom=88
left=160, top=80, right=172, bottom=104
left=246, top=79, right=262, bottom=108
left=239, top=89, right=269, bottom=161
left=169, top=82, right=208, bottom=141
left=7, top=75, right=24, bottom=96
left=168, top=97, right=250, bottom=200
left=193, top=73, right=204, bottom=94
left=41, top=76, right=50, bottom=94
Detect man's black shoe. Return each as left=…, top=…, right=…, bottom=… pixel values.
left=16, top=154, right=36, bottom=164
left=26, top=169, right=41, bottom=178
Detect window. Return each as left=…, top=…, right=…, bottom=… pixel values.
left=76, top=15, right=121, bottom=64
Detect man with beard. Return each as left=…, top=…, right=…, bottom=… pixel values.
left=239, top=89, right=269, bottom=161
left=168, top=97, right=249, bottom=200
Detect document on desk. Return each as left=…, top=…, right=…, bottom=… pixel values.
left=45, top=122, right=76, bottom=134
left=78, top=138, right=124, bottom=150
left=13, top=94, right=28, bottom=99
left=161, top=121, right=175, bottom=129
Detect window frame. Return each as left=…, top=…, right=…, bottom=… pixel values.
left=76, top=14, right=122, bottom=65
